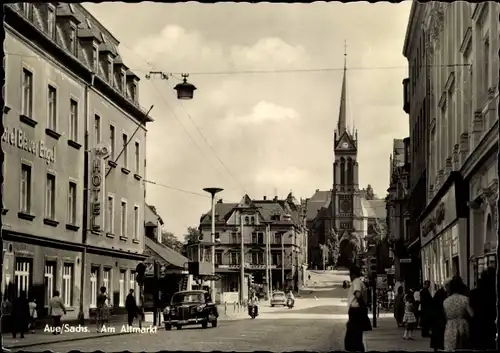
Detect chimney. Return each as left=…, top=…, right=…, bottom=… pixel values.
left=263, top=196, right=267, bottom=200
left=316, top=189, right=319, bottom=192
left=217, top=199, right=223, bottom=204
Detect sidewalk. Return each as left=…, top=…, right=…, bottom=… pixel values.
left=365, top=318, right=432, bottom=351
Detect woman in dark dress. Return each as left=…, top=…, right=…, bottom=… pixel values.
left=393, top=286, right=405, bottom=327
left=419, top=280, right=434, bottom=337
left=469, top=267, right=496, bottom=350
left=11, top=291, right=30, bottom=339
left=430, top=286, right=447, bottom=351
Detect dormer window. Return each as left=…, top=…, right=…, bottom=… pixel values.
left=47, top=6, right=55, bottom=39
left=121, top=70, right=126, bottom=93
left=131, top=83, right=137, bottom=102
left=108, top=57, right=113, bottom=84
left=68, top=4, right=75, bottom=13
left=69, top=25, right=77, bottom=54
left=22, top=3, right=33, bottom=19
left=92, top=46, right=99, bottom=72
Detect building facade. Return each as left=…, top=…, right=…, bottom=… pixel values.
left=189, top=193, right=307, bottom=302
left=385, top=139, right=410, bottom=286
left=404, top=1, right=499, bottom=291
left=2, top=3, right=151, bottom=319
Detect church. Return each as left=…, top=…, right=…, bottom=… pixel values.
left=305, top=51, right=386, bottom=269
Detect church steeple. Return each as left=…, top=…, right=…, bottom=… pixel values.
left=337, top=40, right=348, bottom=135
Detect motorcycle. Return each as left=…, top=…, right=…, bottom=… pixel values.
left=286, top=298, right=294, bottom=309
left=248, top=304, right=258, bottom=319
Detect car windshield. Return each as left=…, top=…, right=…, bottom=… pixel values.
left=171, top=292, right=205, bottom=305
left=273, top=292, right=285, bottom=298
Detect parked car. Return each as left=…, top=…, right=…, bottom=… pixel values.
left=270, top=291, right=287, bottom=307
left=163, top=290, right=218, bottom=330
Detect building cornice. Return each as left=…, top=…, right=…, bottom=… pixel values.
left=460, top=120, right=498, bottom=180
left=402, top=0, right=419, bottom=57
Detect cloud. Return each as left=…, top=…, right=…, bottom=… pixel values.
left=225, top=101, right=300, bottom=125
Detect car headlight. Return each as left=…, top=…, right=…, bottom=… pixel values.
left=163, top=307, right=170, bottom=315
left=196, top=305, right=205, bottom=312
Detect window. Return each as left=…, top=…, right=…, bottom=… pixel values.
left=230, top=253, right=240, bottom=265
left=215, top=232, right=220, bottom=242
left=45, top=174, right=56, bottom=219
left=120, top=201, right=127, bottom=238
left=134, top=142, right=140, bottom=174
left=47, top=6, right=55, bottom=38
left=94, top=115, right=101, bottom=144
left=122, top=134, right=128, bottom=168
left=274, top=233, right=282, bottom=245
left=272, top=253, right=281, bottom=266
left=109, top=125, right=116, bottom=160
left=44, top=262, right=56, bottom=305
left=108, top=59, right=113, bottom=83
left=133, top=205, right=139, bottom=240
left=340, top=158, right=346, bottom=185
left=48, top=85, right=57, bottom=130
left=15, top=258, right=31, bottom=298
left=69, top=26, right=76, bottom=54
left=251, top=252, right=258, bottom=264
left=68, top=182, right=77, bottom=224
left=121, top=71, right=126, bottom=93
left=251, top=232, right=257, bottom=243
left=258, top=252, right=264, bottom=265
left=92, top=46, right=99, bottom=72
left=129, top=271, right=135, bottom=296
left=69, top=99, right=78, bottom=141
left=90, top=267, right=99, bottom=308
left=107, top=195, right=114, bottom=234
left=22, top=3, right=32, bottom=19
left=257, top=233, right=264, bottom=244
left=244, top=216, right=249, bottom=225
left=131, top=83, right=137, bottom=102
left=231, top=232, right=238, bottom=244
left=62, top=264, right=73, bottom=306
left=250, top=216, right=255, bottom=225
left=20, top=164, right=32, bottom=213
left=22, top=69, right=33, bottom=117
left=215, top=252, right=222, bottom=265
left=103, top=269, right=111, bottom=304
left=119, top=270, right=126, bottom=306
left=483, top=39, right=490, bottom=102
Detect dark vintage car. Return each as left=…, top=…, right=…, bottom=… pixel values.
left=163, top=290, right=219, bottom=330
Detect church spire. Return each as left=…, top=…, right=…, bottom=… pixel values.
left=337, top=40, right=347, bottom=134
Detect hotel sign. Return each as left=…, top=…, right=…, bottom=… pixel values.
left=2, top=127, right=55, bottom=164
left=90, top=145, right=110, bottom=232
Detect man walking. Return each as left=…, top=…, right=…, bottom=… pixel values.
left=125, top=289, right=138, bottom=327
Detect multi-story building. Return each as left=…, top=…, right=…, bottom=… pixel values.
left=386, top=138, right=411, bottom=288
left=404, top=2, right=498, bottom=290
left=2, top=3, right=151, bottom=319
left=402, top=0, right=430, bottom=291
left=188, top=193, right=307, bottom=301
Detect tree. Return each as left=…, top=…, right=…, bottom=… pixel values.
left=160, top=231, right=183, bottom=253
left=326, top=229, right=340, bottom=268
left=183, top=226, right=202, bottom=245
left=319, top=243, right=329, bottom=270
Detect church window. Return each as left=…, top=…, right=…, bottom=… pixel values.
left=244, top=216, right=249, bottom=225
left=347, top=158, right=353, bottom=185
left=340, top=158, right=346, bottom=185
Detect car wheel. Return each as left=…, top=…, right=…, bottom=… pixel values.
left=165, top=323, right=172, bottom=331
left=176, top=324, right=182, bottom=330
left=211, top=319, right=218, bottom=328
left=201, top=321, right=208, bottom=329
left=271, top=304, right=275, bottom=307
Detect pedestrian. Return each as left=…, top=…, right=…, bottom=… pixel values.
left=125, top=289, right=138, bottom=327
left=28, top=297, right=38, bottom=333
left=443, top=275, right=472, bottom=351
left=402, top=291, right=417, bottom=340
left=419, top=280, right=433, bottom=337
left=344, top=265, right=371, bottom=352
left=469, top=267, right=496, bottom=350
left=413, top=286, right=421, bottom=327
left=11, top=291, right=30, bottom=339
left=96, top=286, right=109, bottom=333
left=1, top=293, right=13, bottom=334
left=430, top=284, right=447, bottom=351
left=387, top=286, right=395, bottom=309
left=393, top=286, right=405, bottom=327
left=49, top=290, right=66, bottom=335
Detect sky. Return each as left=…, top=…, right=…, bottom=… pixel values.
left=84, top=1, right=412, bottom=239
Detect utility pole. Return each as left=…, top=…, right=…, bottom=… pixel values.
left=239, top=213, right=245, bottom=304
left=262, top=221, right=272, bottom=300
left=281, top=231, right=285, bottom=291
left=203, top=188, right=223, bottom=296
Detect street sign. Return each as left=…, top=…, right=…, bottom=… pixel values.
left=376, top=275, right=388, bottom=289
left=399, top=258, right=411, bottom=264
left=145, top=263, right=154, bottom=277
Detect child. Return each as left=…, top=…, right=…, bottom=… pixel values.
left=28, top=297, right=37, bottom=333
left=403, top=291, right=417, bottom=340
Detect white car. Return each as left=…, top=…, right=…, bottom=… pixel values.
left=270, top=291, right=287, bottom=307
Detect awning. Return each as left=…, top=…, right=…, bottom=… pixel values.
left=145, top=237, right=189, bottom=269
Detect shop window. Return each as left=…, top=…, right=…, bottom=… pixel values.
left=444, top=259, right=450, bottom=279
left=452, top=256, right=459, bottom=277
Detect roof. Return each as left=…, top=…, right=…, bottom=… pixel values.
left=361, top=199, right=386, bottom=219
left=145, top=237, right=188, bottom=269
left=305, top=190, right=331, bottom=220
left=145, top=204, right=164, bottom=226
left=402, top=1, right=425, bottom=57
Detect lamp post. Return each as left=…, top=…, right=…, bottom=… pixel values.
left=261, top=220, right=273, bottom=301
left=203, top=187, right=223, bottom=296
left=145, top=71, right=197, bottom=100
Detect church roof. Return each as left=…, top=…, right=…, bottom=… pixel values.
left=305, top=190, right=331, bottom=220
left=361, top=199, right=386, bottom=219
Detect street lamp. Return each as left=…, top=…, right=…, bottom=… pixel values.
left=260, top=220, right=273, bottom=301
left=203, top=187, right=224, bottom=296
left=174, top=74, right=197, bottom=100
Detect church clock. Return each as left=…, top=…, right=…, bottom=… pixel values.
left=341, top=142, right=349, bottom=149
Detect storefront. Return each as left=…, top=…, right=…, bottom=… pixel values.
left=419, top=172, right=469, bottom=290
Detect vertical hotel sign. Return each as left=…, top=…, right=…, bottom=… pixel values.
left=90, top=145, right=109, bottom=232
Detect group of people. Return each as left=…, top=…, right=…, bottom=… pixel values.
left=393, top=267, right=496, bottom=351
left=1, top=286, right=144, bottom=337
